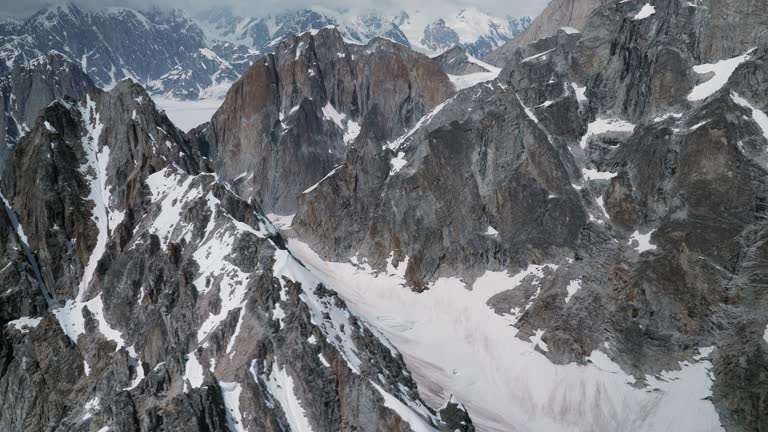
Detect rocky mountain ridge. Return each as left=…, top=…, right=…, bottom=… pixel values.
left=191, top=0, right=768, bottom=430
left=0, top=51, right=94, bottom=174
left=196, top=27, right=456, bottom=215
left=0, top=79, right=472, bottom=431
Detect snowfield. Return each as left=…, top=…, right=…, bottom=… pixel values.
left=286, top=239, right=723, bottom=432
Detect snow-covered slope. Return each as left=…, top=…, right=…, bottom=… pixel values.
left=288, top=238, right=721, bottom=432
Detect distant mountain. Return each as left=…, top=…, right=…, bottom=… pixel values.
left=0, top=4, right=257, bottom=100
left=198, top=7, right=531, bottom=58
left=0, top=3, right=530, bottom=102
left=197, top=7, right=410, bottom=50
left=396, top=8, right=530, bottom=57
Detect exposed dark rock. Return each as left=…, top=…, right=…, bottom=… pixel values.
left=433, top=46, right=489, bottom=75
left=288, top=2, right=768, bottom=430
left=0, top=52, right=94, bottom=174
left=203, top=28, right=454, bottom=214
left=0, top=78, right=462, bottom=432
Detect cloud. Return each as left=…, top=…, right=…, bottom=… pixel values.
left=0, top=0, right=548, bottom=20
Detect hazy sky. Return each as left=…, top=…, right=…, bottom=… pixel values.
left=0, top=0, right=549, bottom=19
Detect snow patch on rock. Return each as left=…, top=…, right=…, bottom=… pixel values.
left=629, top=230, right=657, bottom=252
left=582, top=168, right=618, bottom=182
left=688, top=49, right=755, bottom=101
left=258, top=362, right=316, bottom=432
left=371, top=382, right=438, bottom=432
left=303, top=165, right=343, bottom=194
left=571, top=83, right=588, bottom=102
left=183, top=351, right=205, bottom=391
left=317, top=353, right=331, bottom=367
left=447, top=57, right=500, bottom=91
left=565, top=279, right=582, bottom=304
left=386, top=96, right=456, bottom=152
left=220, top=381, right=246, bottom=432
left=6, top=316, right=43, bottom=333
left=633, top=4, right=656, bottom=20
left=731, top=92, right=768, bottom=144
left=579, top=118, right=636, bottom=149
left=521, top=48, right=555, bottom=63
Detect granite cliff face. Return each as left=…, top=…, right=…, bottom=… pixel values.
left=0, top=79, right=472, bottom=432
left=201, top=28, right=454, bottom=214
left=483, top=0, right=607, bottom=66
left=433, top=46, right=490, bottom=75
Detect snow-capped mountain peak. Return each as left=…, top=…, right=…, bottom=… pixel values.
left=449, top=7, right=512, bottom=44
left=197, top=6, right=530, bottom=58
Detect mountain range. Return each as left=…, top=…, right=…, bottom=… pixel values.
left=2, top=0, right=768, bottom=431
left=0, top=3, right=531, bottom=102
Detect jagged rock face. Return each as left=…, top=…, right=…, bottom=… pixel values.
left=0, top=81, right=471, bottom=431
left=3, top=1, right=768, bottom=431
left=433, top=46, right=490, bottom=75
left=0, top=52, right=94, bottom=174
left=290, top=0, right=768, bottom=429
left=296, top=82, right=586, bottom=287
left=203, top=28, right=454, bottom=214
left=0, top=199, right=45, bottom=323
left=483, top=0, right=607, bottom=66
left=695, top=0, right=768, bottom=62
left=3, top=81, right=202, bottom=302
